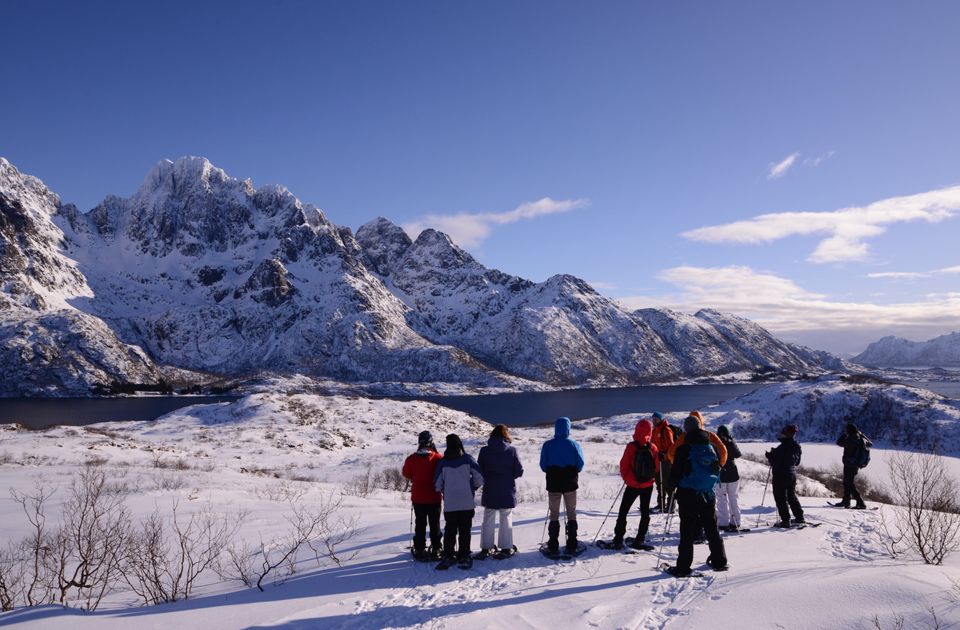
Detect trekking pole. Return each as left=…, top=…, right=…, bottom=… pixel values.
left=409, top=504, right=414, bottom=539
left=655, top=492, right=676, bottom=568
left=755, top=466, right=771, bottom=529
left=539, top=506, right=550, bottom=544
left=592, top=482, right=625, bottom=544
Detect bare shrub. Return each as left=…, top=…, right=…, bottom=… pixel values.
left=222, top=493, right=359, bottom=592
left=48, top=465, right=131, bottom=610
left=342, top=468, right=373, bottom=498
left=0, top=542, right=25, bottom=611
left=10, top=484, right=57, bottom=607
left=149, top=471, right=187, bottom=492
left=880, top=452, right=960, bottom=565
left=372, top=467, right=407, bottom=492
left=123, top=502, right=244, bottom=605
left=253, top=479, right=310, bottom=503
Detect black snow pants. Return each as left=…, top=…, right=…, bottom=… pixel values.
left=613, top=485, right=653, bottom=544
left=772, top=473, right=804, bottom=524
left=413, top=502, right=442, bottom=552
left=842, top=465, right=864, bottom=505
left=442, top=509, right=475, bottom=561
left=675, top=488, right=727, bottom=571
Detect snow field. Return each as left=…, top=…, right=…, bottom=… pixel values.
left=0, top=394, right=959, bottom=629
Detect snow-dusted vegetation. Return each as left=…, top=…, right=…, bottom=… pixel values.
left=1, top=387, right=959, bottom=629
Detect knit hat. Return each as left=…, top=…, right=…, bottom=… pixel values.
left=418, top=430, right=434, bottom=449
left=781, top=424, right=798, bottom=438
left=717, top=425, right=730, bottom=438
left=652, top=411, right=664, bottom=422
left=683, top=415, right=701, bottom=433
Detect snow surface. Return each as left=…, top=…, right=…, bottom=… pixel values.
left=1, top=392, right=959, bottom=629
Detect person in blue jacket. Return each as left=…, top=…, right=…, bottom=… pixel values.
left=539, top=417, right=585, bottom=554
left=476, top=424, right=524, bottom=559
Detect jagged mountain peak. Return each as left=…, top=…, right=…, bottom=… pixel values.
left=0, top=156, right=62, bottom=214
left=854, top=331, right=960, bottom=367
left=356, top=217, right=413, bottom=277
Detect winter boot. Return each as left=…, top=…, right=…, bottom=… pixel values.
left=565, top=521, right=579, bottom=554
left=665, top=565, right=692, bottom=577
left=854, top=502, right=867, bottom=510
left=772, top=521, right=792, bottom=528
left=547, top=520, right=561, bottom=554
left=791, top=516, right=805, bottom=524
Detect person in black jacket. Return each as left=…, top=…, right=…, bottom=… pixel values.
left=715, top=425, right=742, bottom=532
left=665, top=415, right=728, bottom=576
left=836, top=423, right=872, bottom=509
left=765, top=424, right=804, bottom=528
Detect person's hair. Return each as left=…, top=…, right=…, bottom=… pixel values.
left=490, top=424, right=512, bottom=443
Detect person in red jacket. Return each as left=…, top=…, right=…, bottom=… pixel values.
left=612, top=418, right=660, bottom=550
left=402, top=430, right=443, bottom=560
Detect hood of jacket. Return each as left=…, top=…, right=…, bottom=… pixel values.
left=554, top=417, right=571, bottom=439
left=633, top=419, right=653, bottom=444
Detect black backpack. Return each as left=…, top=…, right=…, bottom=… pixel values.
left=856, top=437, right=871, bottom=469
left=632, top=442, right=656, bottom=483
left=668, top=424, right=683, bottom=441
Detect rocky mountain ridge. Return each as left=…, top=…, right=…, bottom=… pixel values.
left=853, top=332, right=960, bottom=367
left=1, top=156, right=840, bottom=395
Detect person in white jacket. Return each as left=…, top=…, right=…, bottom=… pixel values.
left=434, top=433, right=483, bottom=569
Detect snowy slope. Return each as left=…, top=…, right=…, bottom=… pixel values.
left=1, top=394, right=958, bottom=629
left=854, top=332, right=960, bottom=367
left=700, top=375, right=960, bottom=452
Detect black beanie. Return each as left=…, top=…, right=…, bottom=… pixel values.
left=418, top=430, right=434, bottom=448
left=717, top=425, right=730, bottom=438
left=846, top=423, right=859, bottom=435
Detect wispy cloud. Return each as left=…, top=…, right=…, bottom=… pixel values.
left=586, top=280, right=619, bottom=291
left=802, top=151, right=835, bottom=167
left=619, top=265, right=960, bottom=337
left=403, top=197, right=589, bottom=248
left=868, top=265, right=960, bottom=280
left=682, top=185, right=960, bottom=263
left=767, top=152, right=800, bottom=179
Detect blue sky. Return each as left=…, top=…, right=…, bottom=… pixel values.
left=3, top=1, right=960, bottom=354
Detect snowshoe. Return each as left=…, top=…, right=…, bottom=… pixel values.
left=596, top=539, right=634, bottom=553
left=458, top=556, right=473, bottom=570
left=494, top=545, right=518, bottom=560
left=660, top=563, right=704, bottom=578
left=827, top=501, right=851, bottom=508
left=472, top=548, right=494, bottom=561
left=435, top=557, right=456, bottom=571
left=626, top=537, right=654, bottom=551
left=772, top=521, right=792, bottom=528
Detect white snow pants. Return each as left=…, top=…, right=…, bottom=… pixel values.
left=480, top=507, right=513, bottom=550
left=716, top=480, right=741, bottom=527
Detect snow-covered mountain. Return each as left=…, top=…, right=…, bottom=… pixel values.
left=1, top=156, right=840, bottom=395
left=853, top=332, right=960, bottom=367
left=0, top=158, right=159, bottom=395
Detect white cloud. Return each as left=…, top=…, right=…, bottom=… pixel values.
left=802, top=151, right=835, bottom=167
left=619, top=265, right=960, bottom=339
left=682, top=185, right=960, bottom=263
left=586, top=280, right=619, bottom=291
left=767, top=152, right=800, bottom=179
left=867, top=265, right=960, bottom=280
left=402, top=197, right=589, bottom=249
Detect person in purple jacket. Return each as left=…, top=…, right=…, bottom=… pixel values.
left=475, top=424, right=524, bottom=559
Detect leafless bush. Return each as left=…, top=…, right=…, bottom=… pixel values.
left=148, top=471, right=187, bottom=492
left=880, top=452, right=960, bottom=565
left=343, top=468, right=373, bottom=498
left=253, top=479, right=310, bottom=503
left=222, top=493, right=360, bottom=592
left=869, top=607, right=946, bottom=630
left=47, top=465, right=131, bottom=610
left=9, top=484, right=57, bottom=607
left=373, top=467, right=407, bottom=493
left=0, top=542, right=25, bottom=611
left=123, top=502, right=244, bottom=605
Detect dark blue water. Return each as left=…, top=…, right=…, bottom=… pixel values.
left=0, top=396, right=237, bottom=430
left=0, top=385, right=763, bottom=430
left=416, top=383, right=764, bottom=426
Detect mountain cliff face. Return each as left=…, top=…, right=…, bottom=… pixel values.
left=1, top=156, right=838, bottom=395
left=853, top=332, right=960, bottom=367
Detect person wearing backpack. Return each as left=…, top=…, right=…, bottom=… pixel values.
left=540, top=417, right=586, bottom=555
left=836, top=423, right=872, bottom=509
left=434, top=433, right=484, bottom=569
left=476, top=424, right=524, bottom=559
left=609, top=418, right=660, bottom=550
left=664, top=414, right=728, bottom=576
left=402, top=430, right=443, bottom=560
left=650, top=412, right=675, bottom=513
left=715, top=425, right=742, bottom=532
left=765, top=424, right=805, bottom=527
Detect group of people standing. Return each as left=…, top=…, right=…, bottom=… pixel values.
left=401, top=412, right=873, bottom=576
